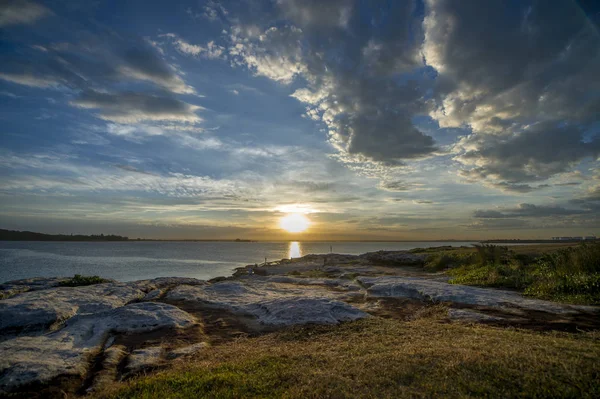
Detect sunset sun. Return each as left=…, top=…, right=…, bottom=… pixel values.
left=279, top=214, right=310, bottom=233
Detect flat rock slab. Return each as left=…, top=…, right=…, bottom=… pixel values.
left=0, top=277, right=204, bottom=335
left=358, top=276, right=599, bottom=315
left=166, top=279, right=368, bottom=326
left=0, top=302, right=196, bottom=393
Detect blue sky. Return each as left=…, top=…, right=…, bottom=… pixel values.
left=0, top=0, right=599, bottom=240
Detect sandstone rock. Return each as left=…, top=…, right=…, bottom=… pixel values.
left=0, top=277, right=204, bottom=335
left=125, top=347, right=165, bottom=374
left=360, top=251, right=426, bottom=265
left=358, top=276, right=598, bottom=315
left=0, top=283, right=146, bottom=334
left=167, top=342, right=208, bottom=359
left=166, top=280, right=368, bottom=326
left=0, top=302, right=196, bottom=393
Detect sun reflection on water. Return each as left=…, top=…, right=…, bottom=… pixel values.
left=288, top=241, right=302, bottom=259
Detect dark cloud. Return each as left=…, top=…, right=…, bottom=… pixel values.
left=456, top=122, right=600, bottom=187
left=230, top=0, right=435, bottom=166
left=71, top=90, right=200, bottom=123
left=474, top=203, right=587, bottom=219
left=0, top=31, right=199, bottom=125
left=425, top=0, right=600, bottom=188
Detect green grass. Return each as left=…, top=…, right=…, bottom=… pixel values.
left=58, top=274, right=109, bottom=287
left=447, top=243, right=600, bottom=304
left=98, top=316, right=600, bottom=399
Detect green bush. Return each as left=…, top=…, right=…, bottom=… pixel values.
left=58, top=274, right=109, bottom=287
left=424, top=252, right=474, bottom=272
left=523, top=243, right=600, bottom=304
left=448, top=243, right=600, bottom=304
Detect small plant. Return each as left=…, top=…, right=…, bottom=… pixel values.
left=58, top=274, right=109, bottom=287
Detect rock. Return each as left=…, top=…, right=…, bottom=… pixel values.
left=265, top=276, right=361, bottom=291
left=358, top=276, right=598, bottom=315
left=125, top=347, right=165, bottom=374
left=167, top=342, right=208, bottom=359
left=360, top=251, right=426, bottom=266
left=0, top=277, right=204, bottom=335
left=0, top=302, right=196, bottom=393
left=143, top=289, right=163, bottom=301
left=166, top=280, right=368, bottom=326
left=0, top=283, right=146, bottom=334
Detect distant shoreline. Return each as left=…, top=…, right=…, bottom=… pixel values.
left=2, top=228, right=596, bottom=243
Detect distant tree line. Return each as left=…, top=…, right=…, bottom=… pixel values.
left=0, top=229, right=129, bottom=241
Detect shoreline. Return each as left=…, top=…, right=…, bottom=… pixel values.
left=1, top=246, right=599, bottom=397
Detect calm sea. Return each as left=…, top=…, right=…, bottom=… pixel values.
left=0, top=241, right=477, bottom=283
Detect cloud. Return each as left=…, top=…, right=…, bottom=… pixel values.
left=0, top=0, right=51, bottom=27
left=277, top=0, right=353, bottom=28
left=228, top=1, right=436, bottom=169
left=118, top=46, right=195, bottom=94
left=378, top=180, right=426, bottom=192
left=160, top=33, right=225, bottom=60
left=0, top=72, right=61, bottom=88
left=71, top=90, right=202, bottom=123
left=474, top=203, right=587, bottom=219
left=0, top=36, right=196, bottom=95
left=424, top=0, right=600, bottom=187
left=453, top=122, right=600, bottom=189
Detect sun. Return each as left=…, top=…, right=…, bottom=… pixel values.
left=279, top=213, right=310, bottom=233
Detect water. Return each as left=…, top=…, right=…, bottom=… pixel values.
left=0, top=241, right=477, bottom=283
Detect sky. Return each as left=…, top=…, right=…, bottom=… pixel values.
left=0, top=0, right=599, bottom=240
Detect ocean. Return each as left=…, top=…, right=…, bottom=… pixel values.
left=0, top=241, right=477, bottom=283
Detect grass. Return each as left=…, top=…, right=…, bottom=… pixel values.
left=58, top=274, right=109, bottom=287
left=446, top=243, right=600, bottom=304
left=97, top=315, right=600, bottom=399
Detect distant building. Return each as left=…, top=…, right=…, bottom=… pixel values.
left=551, top=236, right=596, bottom=241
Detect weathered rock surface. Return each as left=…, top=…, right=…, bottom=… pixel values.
left=125, top=346, right=165, bottom=374
left=166, top=280, right=368, bottom=326
left=360, top=251, right=426, bottom=265
left=358, top=276, right=598, bottom=315
left=0, top=277, right=204, bottom=334
left=0, top=302, right=196, bottom=393
left=167, top=342, right=208, bottom=359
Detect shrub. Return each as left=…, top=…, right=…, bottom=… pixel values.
left=448, top=242, right=600, bottom=304
left=424, top=252, right=474, bottom=272
left=58, top=274, right=109, bottom=287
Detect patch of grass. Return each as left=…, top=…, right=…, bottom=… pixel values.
left=58, top=274, right=109, bottom=287
left=447, top=243, right=600, bottom=304
left=424, top=252, right=475, bottom=272
left=99, top=317, right=600, bottom=399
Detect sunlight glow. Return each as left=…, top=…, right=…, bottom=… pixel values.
left=288, top=241, right=302, bottom=258
left=279, top=213, right=310, bottom=233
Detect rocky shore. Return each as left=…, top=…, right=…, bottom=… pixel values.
left=1, top=250, right=599, bottom=397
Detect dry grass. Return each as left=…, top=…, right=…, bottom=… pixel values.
left=98, top=313, right=600, bottom=399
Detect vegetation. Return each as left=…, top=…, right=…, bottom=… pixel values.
left=445, top=243, right=600, bottom=304
left=98, top=315, right=600, bottom=399
left=0, top=228, right=129, bottom=241
left=58, top=274, right=110, bottom=287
